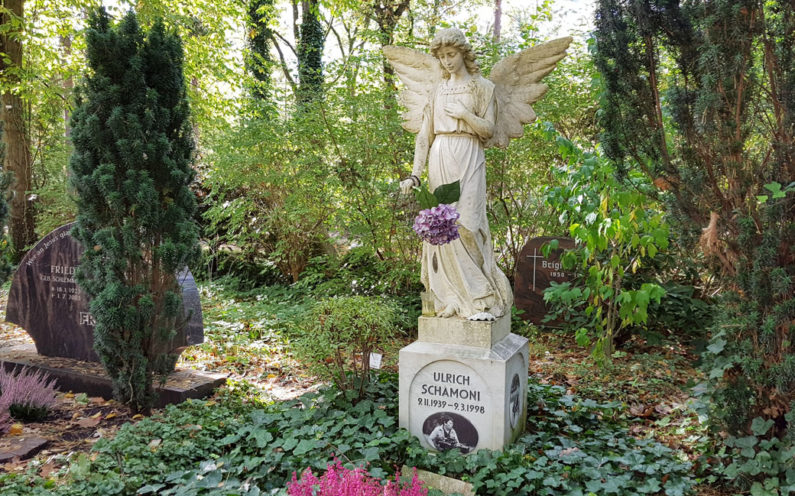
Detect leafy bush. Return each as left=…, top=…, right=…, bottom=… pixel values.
left=0, top=364, right=58, bottom=422
left=287, top=460, right=428, bottom=496
left=293, top=296, right=400, bottom=399
left=645, top=281, right=712, bottom=341
left=294, top=248, right=422, bottom=330
left=296, top=248, right=421, bottom=300
left=192, top=243, right=290, bottom=289
left=543, top=126, right=668, bottom=360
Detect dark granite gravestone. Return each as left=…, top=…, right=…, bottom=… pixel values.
left=513, top=236, right=576, bottom=325
left=5, top=223, right=203, bottom=362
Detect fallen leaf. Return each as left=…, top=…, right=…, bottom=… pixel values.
left=76, top=417, right=100, bottom=428
left=64, top=393, right=75, bottom=399
left=559, top=447, right=580, bottom=457
left=90, top=412, right=103, bottom=419
left=39, top=462, right=58, bottom=478
left=629, top=404, right=654, bottom=418
left=2, top=457, right=26, bottom=472
left=132, top=414, right=144, bottom=420
left=104, top=412, right=117, bottom=420
left=148, top=438, right=162, bottom=452
left=654, top=403, right=673, bottom=416
left=8, top=423, right=23, bottom=436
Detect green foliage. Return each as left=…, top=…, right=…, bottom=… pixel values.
left=482, top=33, right=600, bottom=279
left=201, top=114, right=332, bottom=283
left=193, top=278, right=311, bottom=372
left=543, top=126, right=669, bottom=360
left=296, top=247, right=421, bottom=299
left=69, top=9, right=200, bottom=413
left=0, top=375, right=698, bottom=496
left=594, top=1, right=795, bottom=489
left=704, top=412, right=795, bottom=495
left=413, top=181, right=460, bottom=209
left=31, top=136, right=77, bottom=237
left=0, top=398, right=251, bottom=496
left=405, top=381, right=695, bottom=496
left=645, top=281, right=712, bottom=341
left=202, top=81, right=418, bottom=283
left=294, top=296, right=400, bottom=399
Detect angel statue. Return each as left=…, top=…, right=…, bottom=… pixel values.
left=385, top=28, right=571, bottom=321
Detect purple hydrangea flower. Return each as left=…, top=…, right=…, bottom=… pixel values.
left=412, top=203, right=460, bottom=245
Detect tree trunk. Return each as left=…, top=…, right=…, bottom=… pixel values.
left=297, top=0, right=324, bottom=106
left=493, top=0, right=502, bottom=42
left=372, top=0, right=409, bottom=92
left=60, top=35, right=73, bottom=138
left=1, top=0, right=37, bottom=260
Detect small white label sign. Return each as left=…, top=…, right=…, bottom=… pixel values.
left=369, top=352, right=383, bottom=370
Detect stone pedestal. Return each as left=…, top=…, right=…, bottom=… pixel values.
left=399, top=314, right=528, bottom=453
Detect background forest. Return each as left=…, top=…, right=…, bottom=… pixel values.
left=0, top=0, right=793, bottom=495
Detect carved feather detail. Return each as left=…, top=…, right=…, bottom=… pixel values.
left=486, top=36, right=572, bottom=148
left=383, top=36, right=572, bottom=146
left=383, top=45, right=442, bottom=134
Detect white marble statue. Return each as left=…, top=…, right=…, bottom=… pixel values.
left=385, top=28, right=571, bottom=321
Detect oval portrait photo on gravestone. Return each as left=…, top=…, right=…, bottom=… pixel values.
left=509, top=374, right=521, bottom=429
left=422, top=411, right=478, bottom=454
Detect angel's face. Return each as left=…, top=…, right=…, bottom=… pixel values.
left=437, top=46, right=465, bottom=76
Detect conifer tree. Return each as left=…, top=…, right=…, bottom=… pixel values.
left=594, top=0, right=794, bottom=441
left=69, top=9, right=199, bottom=413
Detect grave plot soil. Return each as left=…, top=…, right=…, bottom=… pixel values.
left=0, top=288, right=318, bottom=478
left=1, top=287, right=729, bottom=494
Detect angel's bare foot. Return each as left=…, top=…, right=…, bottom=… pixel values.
left=437, top=305, right=456, bottom=318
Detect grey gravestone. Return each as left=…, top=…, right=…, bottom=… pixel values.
left=400, top=315, right=528, bottom=453
left=6, top=223, right=203, bottom=362
left=513, top=236, right=575, bottom=325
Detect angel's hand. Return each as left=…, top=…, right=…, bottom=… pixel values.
left=444, top=101, right=470, bottom=119
left=400, top=178, right=415, bottom=195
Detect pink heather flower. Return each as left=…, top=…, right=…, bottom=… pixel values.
left=287, top=459, right=427, bottom=496
left=385, top=468, right=428, bottom=496
left=412, top=203, right=460, bottom=246
left=0, top=364, right=58, bottom=420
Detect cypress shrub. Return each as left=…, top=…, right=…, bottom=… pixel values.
left=69, top=8, right=200, bottom=413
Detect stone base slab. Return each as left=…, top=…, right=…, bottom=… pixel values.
left=0, top=436, right=49, bottom=463
left=418, top=313, right=510, bottom=349
left=401, top=466, right=475, bottom=495
left=399, top=331, right=528, bottom=453
left=0, top=343, right=226, bottom=408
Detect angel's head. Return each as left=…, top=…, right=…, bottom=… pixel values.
left=430, top=28, right=479, bottom=78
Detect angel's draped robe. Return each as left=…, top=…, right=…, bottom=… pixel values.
left=421, top=76, right=513, bottom=318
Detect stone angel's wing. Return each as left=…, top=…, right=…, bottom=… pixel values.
left=486, top=36, right=573, bottom=148
left=383, top=45, right=443, bottom=134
